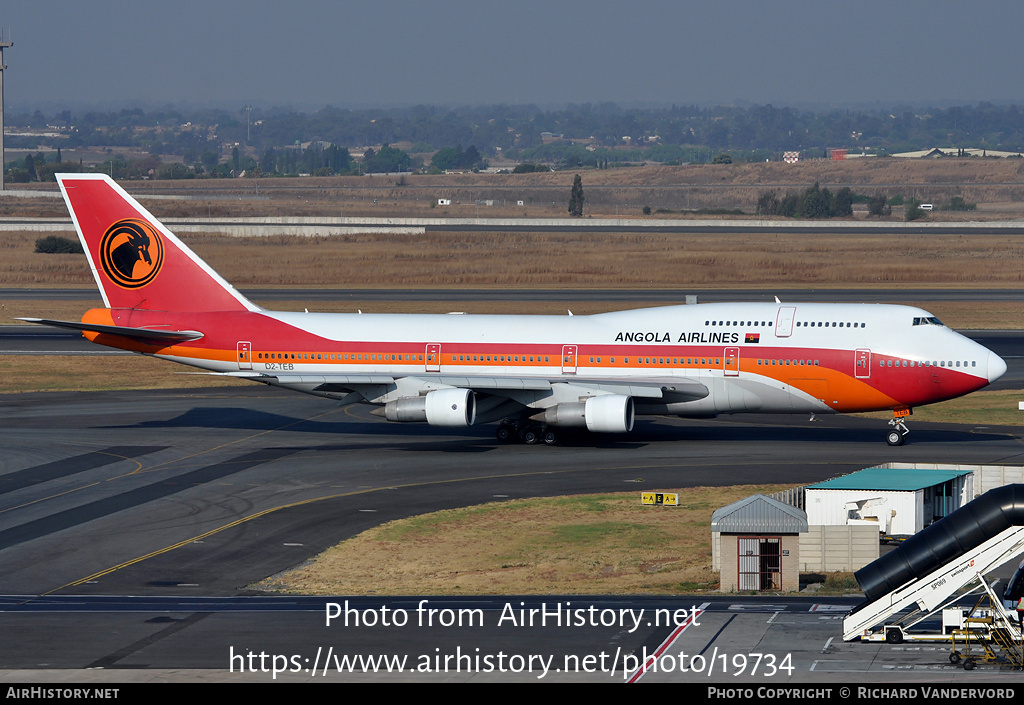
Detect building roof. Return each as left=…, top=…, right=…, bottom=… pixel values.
left=892, top=147, right=1024, bottom=159
left=808, top=467, right=972, bottom=492
left=711, top=493, right=808, bottom=534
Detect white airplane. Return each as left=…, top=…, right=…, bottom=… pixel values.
left=23, top=174, right=1006, bottom=446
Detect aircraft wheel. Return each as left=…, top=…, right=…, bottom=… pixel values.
left=522, top=428, right=540, bottom=445
left=886, top=430, right=905, bottom=446
left=885, top=628, right=904, bottom=644
left=542, top=429, right=559, bottom=446
left=496, top=426, right=513, bottom=443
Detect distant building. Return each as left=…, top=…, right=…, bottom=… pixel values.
left=893, top=147, right=1024, bottom=158
left=805, top=466, right=973, bottom=536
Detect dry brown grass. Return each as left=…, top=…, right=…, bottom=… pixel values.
left=260, top=485, right=792, bottom=595
left=7, top=159, right=1024, bottom=218
left=5, top=228, right=1024, bottom=290
left=0, top=355, right=251, bottom=393
left=856, top=388, right=1024, bottom=426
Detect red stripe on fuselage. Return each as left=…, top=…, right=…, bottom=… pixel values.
left=84, top=309, right=988, bottom=413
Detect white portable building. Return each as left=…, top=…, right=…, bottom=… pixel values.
left=805, top=467, right=973, bottom=537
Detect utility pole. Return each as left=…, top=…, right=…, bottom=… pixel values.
left=0, top=29, right=12, bottom=193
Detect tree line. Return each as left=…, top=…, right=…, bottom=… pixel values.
left=757, top=186, right=976, bottom=220
left=8, top=101, right=1024, bottom=170
left=756, top=184, right=854, bottom=218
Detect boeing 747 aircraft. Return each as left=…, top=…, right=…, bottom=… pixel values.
left=22, top=174, right=1006, bottom=446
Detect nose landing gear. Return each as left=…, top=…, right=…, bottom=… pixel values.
left=886, top=408, right=911, bottom=446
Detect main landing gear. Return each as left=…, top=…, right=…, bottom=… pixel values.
left=496, top=419, right=560, bottom=446
left=886, top=408, right=911, bottom=446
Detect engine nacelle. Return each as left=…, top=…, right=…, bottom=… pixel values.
left=426, top=388, right=476, bottom=426
left=385, top=388, right=477, bottom=426
left=542, top=395, right=634, bottom=433
left=584, top=394, right=634, bottom=433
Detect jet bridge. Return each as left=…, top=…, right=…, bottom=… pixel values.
left=843, top=484, right=1024, bottom=645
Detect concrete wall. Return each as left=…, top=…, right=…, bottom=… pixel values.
left=798, top=525, right=879, bottom=573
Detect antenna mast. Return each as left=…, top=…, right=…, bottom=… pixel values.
left=0, top=29, right=12, bottom=193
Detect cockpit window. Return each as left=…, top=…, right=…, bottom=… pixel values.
left=912, top=316, right=944, bottom=327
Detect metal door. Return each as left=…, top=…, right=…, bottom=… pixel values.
left=425, top=343, right=441, bottom=372
left=724, top=346, right=740, bottom=376
left=855, top=348, right=871, bottom=379
left=237, top=341, right=252, bottom=370
left=561, top=345, right=578, bottom=374
left=775, top=307, right=796, bottom=337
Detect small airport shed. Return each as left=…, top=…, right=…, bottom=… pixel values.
left=711, top=494, right=806, bottom=592
left=805, top=467, right=973, bottom=537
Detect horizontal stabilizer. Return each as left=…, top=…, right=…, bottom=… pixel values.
left=17, top=317, right=204, bottom=343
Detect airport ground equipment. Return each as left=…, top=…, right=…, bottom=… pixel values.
left=945, top=578, right=1023, bottom=670
left=843, top=484, right=1024, bottom=649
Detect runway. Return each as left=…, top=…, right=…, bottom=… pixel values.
left=1, top=384, right=1023, bottom=679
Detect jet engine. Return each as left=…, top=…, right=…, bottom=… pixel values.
left=385, top=388, right=476, bottom=427
left=541, top=394, right=634, bottom=433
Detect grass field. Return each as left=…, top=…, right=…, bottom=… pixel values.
left=8, top=159, right=1024, bottom=218
left=256, top=486, right=804, bottom=596
left=6, top=228, right=1024, bottom=291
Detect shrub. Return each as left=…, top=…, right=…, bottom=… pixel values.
left=35, top=235, right=83, bottom=254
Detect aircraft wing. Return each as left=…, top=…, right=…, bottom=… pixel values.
left=16, top=317, right=205, bottom=344
left=251, top=371, right=709, bottom=401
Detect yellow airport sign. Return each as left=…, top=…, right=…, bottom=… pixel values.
left=641, top=492, right=678, bottom=506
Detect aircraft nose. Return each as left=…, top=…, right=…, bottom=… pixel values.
left=988, top=350, right=1007, bottom=384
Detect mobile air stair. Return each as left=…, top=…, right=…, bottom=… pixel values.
left=842, top=484, right=1024, bottom=670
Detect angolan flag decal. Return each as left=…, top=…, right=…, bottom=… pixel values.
left=745, top=333, right=760, bottom=344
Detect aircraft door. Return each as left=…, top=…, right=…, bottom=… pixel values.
left=237, top=341, right=252, bottom=370
left=855, top=348, right=871, bottom=379
left=561, top=345, right=578, bottom=374
left=775, top=307, right=796, bottom=337
left=425, top=343, right=441, bottom=372
left=724, top=347, right=740, bottom=376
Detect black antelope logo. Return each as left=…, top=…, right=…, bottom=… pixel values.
left=99, top=219, right=164, bottom=288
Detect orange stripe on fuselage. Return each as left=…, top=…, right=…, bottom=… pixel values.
left=78, top=308, right=988, bottom=412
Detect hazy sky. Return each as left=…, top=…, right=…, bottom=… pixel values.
left=4, top=1, right=1024, bottom=111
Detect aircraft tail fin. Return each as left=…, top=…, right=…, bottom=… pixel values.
left=57, top=174, right=257, bottom=313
